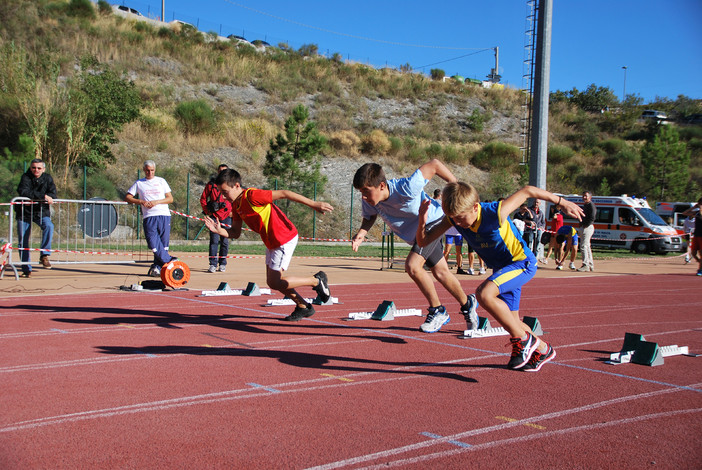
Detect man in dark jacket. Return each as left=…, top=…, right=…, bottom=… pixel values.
left=577, top=191, right=597, bottom=272
left=200, top=164, right=232, bottom=273
left=15, top=159, right=57, bottom=277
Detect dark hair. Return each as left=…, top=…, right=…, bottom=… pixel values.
left=215, top=168, right=242, bottom=187
left=433, top=189, right=441, bottom=198
left=353, top=163, right=386, bottom=189
left=217, top=164, right=228, bottom=172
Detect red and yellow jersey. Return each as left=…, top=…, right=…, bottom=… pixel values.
left=231, top=188, right=298, bottom=249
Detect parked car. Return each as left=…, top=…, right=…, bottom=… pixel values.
left=251, top=39, right=271, bottom=49
left=116, top=5, right=142, bottom=16
left=227, top=34, right=251, bottom=45
left=640, top=110, right=668, bottom=123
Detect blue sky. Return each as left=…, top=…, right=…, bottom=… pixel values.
left=119, top=0, right=702, bottom=103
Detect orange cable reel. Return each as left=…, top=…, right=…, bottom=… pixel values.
left=160, top=259, right=191, bottom=288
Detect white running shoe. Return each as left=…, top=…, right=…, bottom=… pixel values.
left=569, top=262, right=576, bottom=270
left=479, top=267, right=486, bottom=275
left=461, top=294, right=479, bottom=331
left=420, top=306, right=450, bottom=333
left=208, top=265, right=217, bottom=273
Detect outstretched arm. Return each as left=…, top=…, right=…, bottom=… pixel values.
left=500, top=186, right=584, bottom=225
left=416, top=199, right=453, bottom=247
left=418, top=159, right=457, bottom=183
left=204, top=216, right=241, bottom=239
left=271, top=190, right=333, bottom=214
left=352, top=215, right=377, bottom=252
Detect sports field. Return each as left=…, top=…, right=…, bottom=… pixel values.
left=1, top=254, right=701, bottom=468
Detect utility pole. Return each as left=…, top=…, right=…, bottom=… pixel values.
left=528, top=0, right=552, bottom=194
left=622, top=66, right=628, bottom=102
left=161, top=0, right=165, bottom=22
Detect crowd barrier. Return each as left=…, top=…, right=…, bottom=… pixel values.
left=1, top=197, right=151, bottom=279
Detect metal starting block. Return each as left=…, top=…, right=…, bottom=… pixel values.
left=605, top=332, right=695, bottom=366
left=347, top=300, right=422, bottom=321
left=266, top=296, right=339, bottom=306
left=199, top=282, right=272, bottom=297
left=461, top=316, right=543, bottom=339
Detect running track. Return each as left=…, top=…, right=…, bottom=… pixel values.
left=1, top=274, right=701, bottom=468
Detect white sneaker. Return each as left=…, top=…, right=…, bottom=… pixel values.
left=420, top=306, right=450, bottom=333
left=569, top=262, right=576, bottom=270
left=461, top=294, right=479, bottom=331
left=467, top=268, right=475, bottom=275
left=208, top=265, right=217, bottom=273
left=685, top=256, right=691, bottom=264
left=218, top=265, right=226, bottom=272
left=479, top=267, right=486, bottom=275
left=556, top=264, right=563, bottom=271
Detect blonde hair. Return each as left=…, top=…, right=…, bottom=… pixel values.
left=442, top=182, right=480, bottom=216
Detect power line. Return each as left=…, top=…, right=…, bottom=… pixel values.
left=415, top=49, right=493, bottom=70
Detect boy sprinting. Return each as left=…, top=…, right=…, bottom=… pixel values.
left=204, top=169, right=333, bottom=321
left=351, top=160, right=478, bottom=333
left=417, top=182, right=583, bottom=371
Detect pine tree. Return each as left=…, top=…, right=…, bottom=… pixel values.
left=641, top=126, right=690, bottom=200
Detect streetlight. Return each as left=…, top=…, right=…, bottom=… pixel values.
left=622, top=66, right=627, bottom=102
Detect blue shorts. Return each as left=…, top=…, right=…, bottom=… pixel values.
left=488, top=258, right=537, bottom=312
left=445, top=234, right=463, bottom=246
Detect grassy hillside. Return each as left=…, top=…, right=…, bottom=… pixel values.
left=1, top=0, right=701, bottom=241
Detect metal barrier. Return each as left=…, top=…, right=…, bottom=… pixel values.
left=2, top=197, right=150, bottom=280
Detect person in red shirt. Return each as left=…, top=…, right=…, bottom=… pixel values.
left=200, top=164, right=233, bottom=273
left=204, top=169, right=333, bottom=321
left=540, top=205, right=564, bottom=264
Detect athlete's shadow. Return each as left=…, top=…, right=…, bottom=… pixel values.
left=96, top=344, right=477, bottom=383
left=4, top=303, right=408, bottom=344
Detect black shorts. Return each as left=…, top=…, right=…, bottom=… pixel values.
left=411, top=220, right=445, bottom=268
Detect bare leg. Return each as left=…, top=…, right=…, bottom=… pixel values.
left=405, top=251, right=441, bottom=307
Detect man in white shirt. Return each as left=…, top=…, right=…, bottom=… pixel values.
left=125, top=160, right=175, bottom=276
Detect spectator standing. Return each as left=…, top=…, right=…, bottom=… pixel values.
left=532, top=201, right=546, bottom=258
left=541, top=205, right=564, bottom=264
left=577, top=191, right=596, bottom=272
left=683, top=213, right=696, bottom=264
left=682, top=199, right=702, bottom=276
left=15, top=158, right=57, bottom=277
left=200, top=164, right=233, bottom=273
left=125, top=160, right=175, bottom=277
left=513, top=203, right=536, bottom=251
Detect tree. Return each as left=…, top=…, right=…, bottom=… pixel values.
left=430, top=69, right=445, bottom=81
left=70, top=57, right=142, bottom=167
left=641, top=126, right=691, bottom=200
left=264, top=103, right=327, bottom=196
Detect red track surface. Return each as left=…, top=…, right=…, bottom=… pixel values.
left=2, top=274, right=701, bottom=469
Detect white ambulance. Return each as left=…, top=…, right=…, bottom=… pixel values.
left=545, top=194, right=683, bottom=254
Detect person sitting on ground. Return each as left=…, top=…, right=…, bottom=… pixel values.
left=204, top=169, right=333, bottom=321
left=417, top=183, right=583, bottom=372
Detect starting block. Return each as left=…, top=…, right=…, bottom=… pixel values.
left=461, top=316, right=543, bottom=339
left=198, top=281, right=272, bottom=297
left=266, top=295, right=339, bottom=306
left=605, top=332, right=695, bottom=366
left=347, top=300, right=422, bottom=321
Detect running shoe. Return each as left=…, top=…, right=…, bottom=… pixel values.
left=556, top=264, right=563, bottom=271
left=522, top=343, right=557, bottom=372
left=420, top=306, right=449, bottom=333
left=219, top=265, right=226, bottom=273
left=569, top=262, right=576, bottom=270
left=313, top=271, right=331, bottom=303
left=283, top=305, right=315, bottom=321
left=147, top=266, right=161, bottom=277
left=208, top=265, right=217, bottom=273
left=507, top=332, right=538, bottom=370
left=479, top=267, right=486, bottom=275
left=697, top=269, right=702, bottom=277
left=467, top=268, right=475, bottom=275
left=456, top=268, right=469, bottom=275
left=684, top=255, right=690, bottom=264
left=461, top=294, right=479, bottom=331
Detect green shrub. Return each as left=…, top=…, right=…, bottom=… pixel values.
left=174, top=100, right=217, bottom=135
left=97, top=0, right=112, bottom=15
left=66, top=0, right=95, bottom=18
left=388, top=136, right=403, bottom=155
left=547, top=144, right=575, bottom=164
left=471, top=141, right=520, bottom=170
